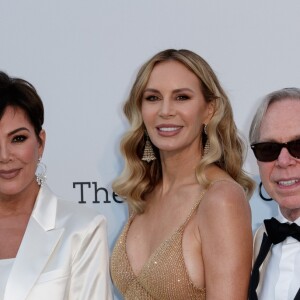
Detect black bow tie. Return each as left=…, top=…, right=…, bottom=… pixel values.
left=264, top=217, right=300, bottom=244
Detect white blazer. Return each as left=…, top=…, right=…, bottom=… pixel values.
left=3, top=184, right=113, bottom=300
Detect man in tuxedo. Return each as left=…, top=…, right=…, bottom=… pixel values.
left=248, top=87, right=300, bottom=300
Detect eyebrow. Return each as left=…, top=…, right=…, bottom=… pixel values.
left=143, top=88, right=194, bottom=93
left=173, top=88, right=194, bottom=93
left=8, top=127, right=30, bottom=136
left=143, top=88, right=159, bottom=93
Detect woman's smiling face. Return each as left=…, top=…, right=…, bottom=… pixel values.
left=141, top=60, right=214, bottom=158
left=0, top=106, right=45, bottom=200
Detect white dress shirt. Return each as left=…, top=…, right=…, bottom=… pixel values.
left=259, top=208, right=300, bottom=300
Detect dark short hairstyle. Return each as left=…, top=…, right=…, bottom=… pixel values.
left=0, top=71, right=44, bottom=142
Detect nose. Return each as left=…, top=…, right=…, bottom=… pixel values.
left=0, top=143, right=11, bottom=163
left=276, top=147, right=296, bottom=168
left=158, top=98, right=175, bottom=118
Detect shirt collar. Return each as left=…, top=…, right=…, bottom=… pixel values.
left=277, top=206, right=300, bottom=226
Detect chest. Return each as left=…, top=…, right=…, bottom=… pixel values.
left=126, top=202, right=202, bottom=276
left=0, top=215, right=29, bottom=258
left=110, top=209, right=206, bottom=299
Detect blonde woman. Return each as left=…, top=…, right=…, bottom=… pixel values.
left=111, top=49, right=254, bottom=300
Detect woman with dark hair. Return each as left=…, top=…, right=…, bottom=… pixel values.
left=0, top=71, right=112, bottom=300
left=110, top=49, right=254, bottom=299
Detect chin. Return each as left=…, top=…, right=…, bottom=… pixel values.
left=0, top=181, right=36, bottom=198
left=279, top=197, right=300, bottom=211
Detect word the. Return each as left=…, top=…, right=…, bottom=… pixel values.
left=73, top=182, right=123, bottom=204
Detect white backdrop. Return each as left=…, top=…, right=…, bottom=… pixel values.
left=1, top=1, right=300, bottom=298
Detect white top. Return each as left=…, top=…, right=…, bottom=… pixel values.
left=259, top=208, right=300, bottom=300
left=0, top=258, right=14, bottom=300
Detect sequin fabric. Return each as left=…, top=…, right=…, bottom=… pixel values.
left=110, top=193, right=206, bottom=300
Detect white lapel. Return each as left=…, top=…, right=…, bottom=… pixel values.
left=253, top=224, right=272, bottom=296
left=253, top=224, right=266, bottom=260
left=4, top=185, right=64, bottom=300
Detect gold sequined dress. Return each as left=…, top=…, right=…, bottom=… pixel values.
left=110, top=196, right=206, bottom=300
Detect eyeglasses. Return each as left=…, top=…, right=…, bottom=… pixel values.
left=251, top=139, right=300, bottom=162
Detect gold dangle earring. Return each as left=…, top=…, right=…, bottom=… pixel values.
left=203, top=124, right=210, bottom=156
left=142, top=132, right=156, bottom=163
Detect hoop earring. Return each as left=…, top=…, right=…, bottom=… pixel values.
left=202, top=124, right=210, bottom=155
left=259, top=182, right=272, bottom=201
left=142, top=132, right=156, bottom=163
left=36, top=158, right=47, bottom=186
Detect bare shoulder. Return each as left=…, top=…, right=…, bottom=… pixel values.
left=202, top=171, right=248, bottom=210
left=209, top=179, right=246, bottom=199
left=198, top=166, right=250, bottom=226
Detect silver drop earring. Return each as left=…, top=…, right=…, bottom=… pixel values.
left=36, top=157, right=47, bottom=186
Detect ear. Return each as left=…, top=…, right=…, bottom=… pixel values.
left=38, top=129, right=46, bottom=158
left=204, top=100, right=215, bottom=124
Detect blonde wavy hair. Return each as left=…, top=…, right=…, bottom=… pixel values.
left=113, top=49, right=254, bottom=213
